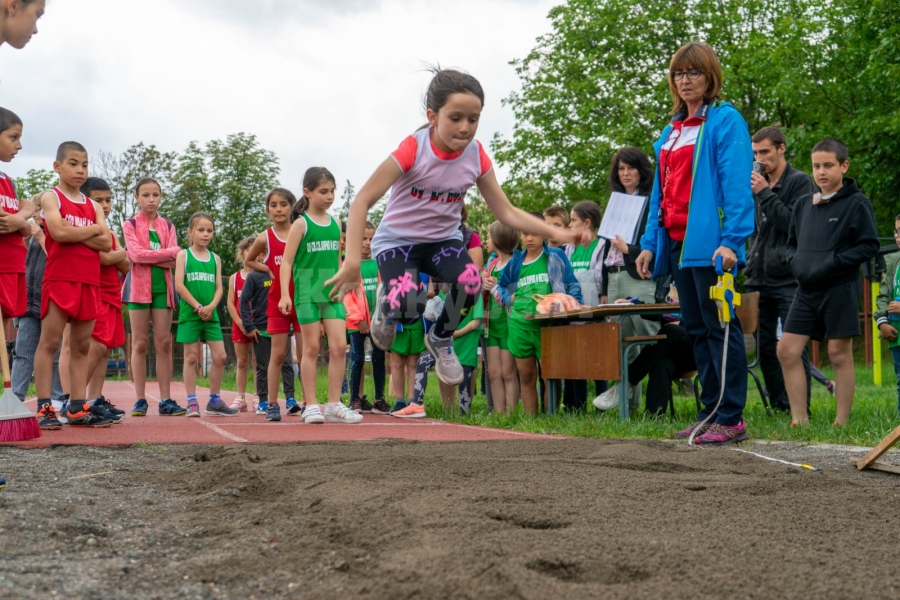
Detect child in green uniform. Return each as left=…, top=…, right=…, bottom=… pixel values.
left=498, top=214, right=582, bottom=415
left=279, top=167, right=361, bottom=425
left=482, top=221, right=520, bottom=413
left=875, top=212, right=900, bottom=414
left=389, top=317, right=426, bottom=417
left=174, top=212, right=238, bottom=417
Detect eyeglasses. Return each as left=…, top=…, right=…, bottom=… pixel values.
left=671, top=68, right=704, bottom=81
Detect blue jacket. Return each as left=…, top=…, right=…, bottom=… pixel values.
left=640, top=100, right=754, bottom=278
left=496, top=243, right=582, bottom=307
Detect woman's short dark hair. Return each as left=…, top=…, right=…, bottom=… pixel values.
left=609, top=147, right=653, bottom=196
left=488, top=221, right=520, bottom=255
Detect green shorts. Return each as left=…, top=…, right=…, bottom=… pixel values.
left=176, top=319, right=224, bottom=343
left=508, top=325, right=541, bottom=359
left=296, top=301, right=346, bottom=325
left=391, top=326, right=426, bottom=356
left=486, top=333, right=509, bottom=351
left=127, top=290, right=169, bottom=311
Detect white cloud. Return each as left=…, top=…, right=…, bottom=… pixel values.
left=0, top=0, right=556, bottom=200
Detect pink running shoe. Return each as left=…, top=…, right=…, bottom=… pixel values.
left=392, top=402, right=426, bottom=419
left=672, top=421, right=710, bottom=439
left=693, top=421, right=749, bottom=446
left=230, top=396, right=249, bottom=412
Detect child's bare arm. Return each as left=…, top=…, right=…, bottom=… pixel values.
left=278, top=218, right=306, bottom=314
left=80, top=201, right=113, bottom=252
left=174, top=250, right=201, bottom=310
left=40, top=191, right=101, bottom=243
left=243, top=232, right=270, bottom=274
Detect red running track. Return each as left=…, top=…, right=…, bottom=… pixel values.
left=9, top=381, right=564, bottom=447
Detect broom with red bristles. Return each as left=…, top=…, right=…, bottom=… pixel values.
left=0, top=306, right=40, bottom=441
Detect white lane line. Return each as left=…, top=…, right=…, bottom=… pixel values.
left=198, top=420, right=248, bottom=443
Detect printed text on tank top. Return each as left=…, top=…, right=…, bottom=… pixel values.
left=185, top=248, right=215, bottom=283
left=0, top=174, right=17, bottom=213
left=302, top=212, right=340, bottom=254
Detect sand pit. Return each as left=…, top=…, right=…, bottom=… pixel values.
left=1, top=438, right=899, bottom=599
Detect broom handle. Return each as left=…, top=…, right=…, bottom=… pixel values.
left=0, top=303, right=11, bottom=385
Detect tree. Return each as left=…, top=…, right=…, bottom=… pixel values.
left=337, top=179, right=355, bottom=222
left=92, top=143, right=178, bottom=234
left=494, top=0, right=893, bottom=217
left=169, top=133, right=280, bottom=275
left=14, top=168, right=56, bottom=201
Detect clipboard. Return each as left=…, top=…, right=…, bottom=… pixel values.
left=598, top=192, right=649, bottom=244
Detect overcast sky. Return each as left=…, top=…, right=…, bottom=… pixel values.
left=0, top=0, right=557, bottom=196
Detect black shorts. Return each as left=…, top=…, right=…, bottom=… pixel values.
left=783, top=280, right=860, bottom=341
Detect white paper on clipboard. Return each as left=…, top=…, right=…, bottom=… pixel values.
left=598, top=192, right=649, bottom=245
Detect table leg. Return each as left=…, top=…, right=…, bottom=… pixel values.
left=619, top=347, right=630, bottom=421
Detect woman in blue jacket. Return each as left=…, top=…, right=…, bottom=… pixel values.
left=635, top=42, right=754, bottom=445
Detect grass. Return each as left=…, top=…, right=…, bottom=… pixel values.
left=191, top=360, right=900, bottom=448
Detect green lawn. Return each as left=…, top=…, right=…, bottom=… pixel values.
left=194, top=361, right=900, bottom=447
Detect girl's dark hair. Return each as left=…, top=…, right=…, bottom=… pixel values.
left=236, top=235, right=256, bottom=262
left=0, top=107, right=22, bottom=133
left=571, top=201, right=602, bottom=231
left=293, top=167, right=336, bottom=220
left=609, top=147, right=653, bottom=196
left=488, top=221, right=520, bottom=255
left=425, top=68, right=485, bottom=114
left=265, top=187, right=296, bottom=209
left=135, top=177, right=161, bottom=196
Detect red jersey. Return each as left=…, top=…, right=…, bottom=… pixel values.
left=0, top=172, right=25, bottom=274
left=233, top=269, right=246, bottom=302
left=263, top=227, right=294, bottom=318
left=44, top=187, right=101, bottom=285
left=99, top=234, right=122, bottom=305
left=659, top=114, right=705, bottom=242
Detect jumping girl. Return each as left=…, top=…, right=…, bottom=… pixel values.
left=245, top=188, right=303, bottom=420
left=174, top=212, right=237, bottom=417
left=328, top=69, right=586, bottom=387
left=122, top=177, right=183, bottom=417
left=279, top=167, right=362, bottom=425
left=227, top=235, right=256, bottom=412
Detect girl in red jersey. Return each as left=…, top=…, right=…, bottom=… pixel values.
left=121, top=178, right=185, bottom=417
left=227, top=236, right=256, bottom=412
left=244, top=188, right=303, bottom=417
left=0, top=107, right=32, bottom=332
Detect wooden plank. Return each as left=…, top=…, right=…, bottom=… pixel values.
left=851, top=459, right=900, bottom=475
left=527, top=303, right=675, bottom=322
left=856, top=423, right=900, bottom=470
left=623, top=335, right=667, bottom=342
left=541, top=322, right=621, bottom=380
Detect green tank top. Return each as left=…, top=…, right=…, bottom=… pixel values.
left=179, top=248, right=219, bottom=323
left=361, top=258, right=379, bottom=312
left=149, top=230, right=168, bottom=295
left=450, top=293, right=484, bottom=367
left=293, top=212, right=341, bottom=305
left=569, top=237, right=599, bottom=272
left=511, top=252, right=551, bottom=330
left=487, top=262, right=509, bottom=338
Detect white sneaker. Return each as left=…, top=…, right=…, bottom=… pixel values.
left=325, top=403, right=363, bottom=424
left=303, top=404, right=325, bottom=424
left=592, top=386, right=620, bottom=411
left=370, top=284, right=397, bottom=351
left=424, top=329, right=464, bottom=386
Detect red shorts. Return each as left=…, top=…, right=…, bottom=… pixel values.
left=231, top=321, right=251, bottom=344
left=41, top=281, right=100, bottom=322
left=266, top=310, right=300, bottom=335
left=92, top=301, right=126, bottom=348
left=0, top=272, right=26, bottom=319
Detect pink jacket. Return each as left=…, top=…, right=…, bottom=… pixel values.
left=121, top=211, right=180, bottom=307
left=343, top=283, right=370, bottom=332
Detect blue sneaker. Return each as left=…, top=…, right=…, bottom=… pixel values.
left=266, top=402, right=282, bottom=421
left=0, top=475, right=5, bottom=490
left=255, top=400, right=268, bottom=415
left=158, top=398, right=187, bottom=416
left=131, top=398, right=148, bottom=417
left=91, top=402, right=123, bottom=424
left=286, top=397, right=301, bottom=414
left=206, top=398, right=239, bottom=417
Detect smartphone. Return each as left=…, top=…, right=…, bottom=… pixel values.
left=752, top=161, right=765, bottom=174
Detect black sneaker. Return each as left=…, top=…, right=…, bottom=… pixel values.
left=91, top=401, right=123, bottom=424
left=158, top=398, right=187, bottom=416
left=266, top=402, right=282, bottom=422
left=358, top=396, right=374, bottom=413
left=67, top=402, right=113, bottom=428
left=348, top=398, right=362, bottom=413
left=372, top=398, right=392, bottom=414
left=36, top=404, right=63, bottom=430
left=95, top=396, right=125, bottom=416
